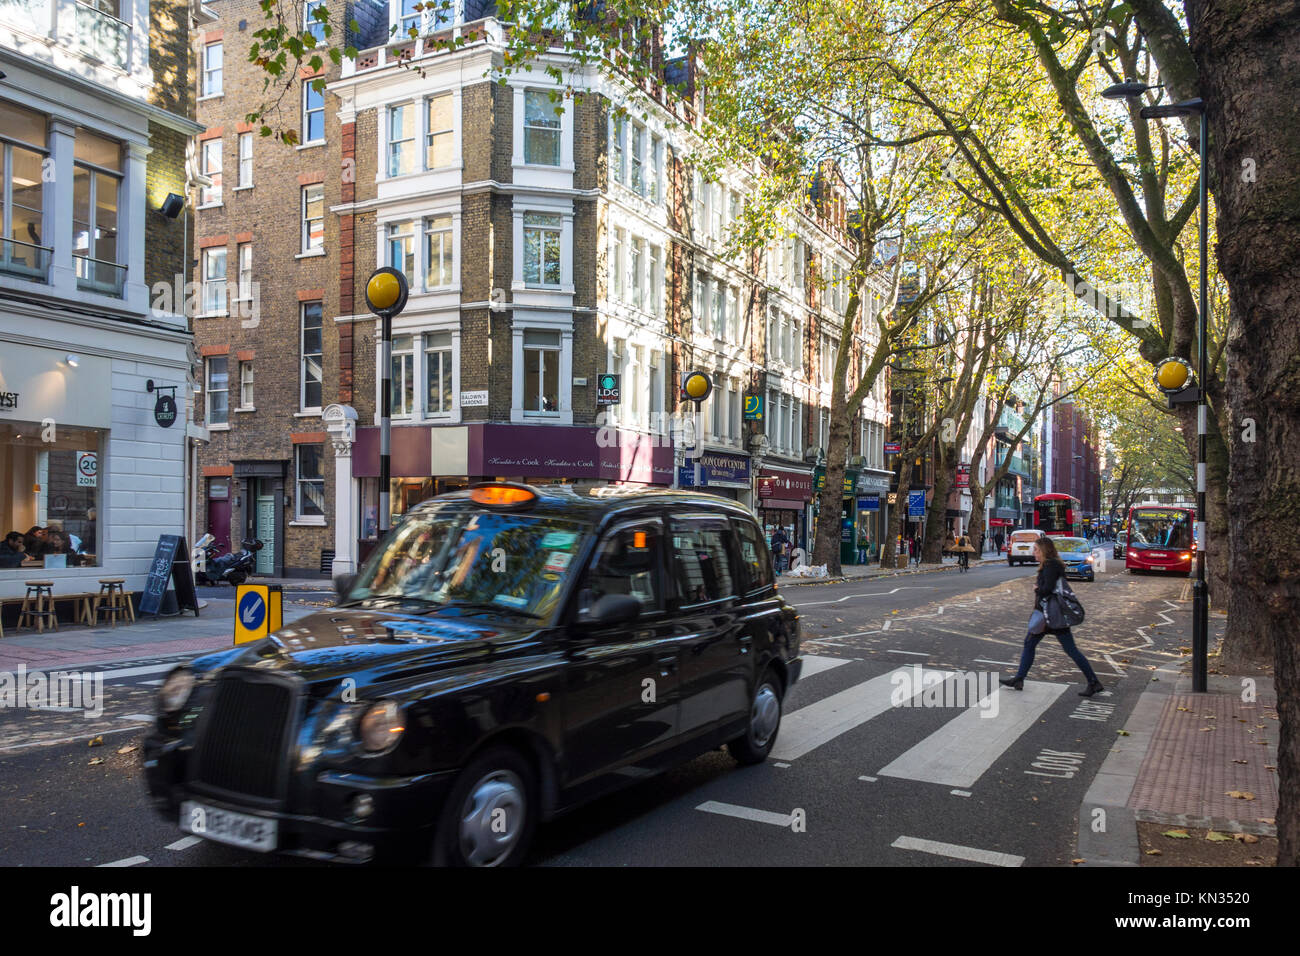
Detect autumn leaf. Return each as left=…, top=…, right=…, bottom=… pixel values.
left=1225, top=791, right=1256, bottom=800
left=1162, top=829, right=1190, bottom=839
left=1070, top=858, right=1084, bottom=864
left=88, top=736, right=103, bottom=748
left=1116, top=729, right=1130, bottom=736
left=1205, top=831, right=1232, bottom=842
left=117, top=744, right=137, bottom=755
left=1144, top=849, right=1162, bottom=855
left=88, top=757, right=103, bottom=766
left=1233, top=833, right=1260, bottom=844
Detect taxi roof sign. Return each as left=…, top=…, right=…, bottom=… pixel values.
left=469, top=483, right=539, bottom=508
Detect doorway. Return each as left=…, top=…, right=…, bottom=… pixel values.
left=206, top=478, right=231, bottom=555
left=255, top=492, right=275, bottom=575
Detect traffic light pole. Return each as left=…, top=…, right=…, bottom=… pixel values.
left=1192, top=113, right=1209, bottom=693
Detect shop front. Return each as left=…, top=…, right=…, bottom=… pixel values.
left=0, top=336, right=189, bottom=599
left=757, top=464, right=813, bottom=562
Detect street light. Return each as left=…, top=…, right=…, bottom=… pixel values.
left=1104, top=80, right=1210, bottom=693
left=364, top=267, right=409, bottom=535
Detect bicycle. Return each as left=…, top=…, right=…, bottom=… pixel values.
left=958, top=551, right=970, bottom=572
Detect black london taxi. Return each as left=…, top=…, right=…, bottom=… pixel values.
left=143, top=483, right=802, bottom=866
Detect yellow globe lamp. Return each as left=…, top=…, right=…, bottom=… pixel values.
left=1153, top=356, right=1193, bottom=394
left=683, top=370, right=713, bottom=402
left=365, top=267, right=409, bottom=317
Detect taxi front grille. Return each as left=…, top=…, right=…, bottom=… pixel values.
left=192, top=675, right=296, bottom=801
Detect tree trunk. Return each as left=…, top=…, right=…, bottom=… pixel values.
left=924, top=450, right=953, bottom=563
left=1188, top=0, right=1300, bottom=866
left=882, top=453, right=915, bottom=567
left=812, top=390, right=854, bottom=575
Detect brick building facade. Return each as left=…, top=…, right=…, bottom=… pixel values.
left=192, top=2, right=893, bottom=576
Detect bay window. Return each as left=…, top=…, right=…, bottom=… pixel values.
left=523, top=329, right=561, bottom=413
left=522, top=212, right=562, bottom=286
left=425, top=332, right=453, bottom=414
left=424, top=214, right=453, bottom=288
left=523, top=90, right=561, bottom=166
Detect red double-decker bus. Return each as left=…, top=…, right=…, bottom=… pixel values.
left=1032, top=493, right=1083, bottom=537
left=1124, top=504, right=1195, bottom=573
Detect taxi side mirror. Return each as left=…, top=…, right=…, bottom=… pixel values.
left=334, top=573, right=357, bottom=601
left=576, top=593, right=641, bottom=629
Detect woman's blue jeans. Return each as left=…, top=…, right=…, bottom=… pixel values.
left=1015, top=627, right=1099, bottom=683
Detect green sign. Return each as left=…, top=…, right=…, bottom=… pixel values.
left=814, top=467, right=858, bottom=495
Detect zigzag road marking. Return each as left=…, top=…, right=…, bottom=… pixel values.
left=798, top=586, right=937, bottom=607
left=1102, top=599, right=1180, bottom=674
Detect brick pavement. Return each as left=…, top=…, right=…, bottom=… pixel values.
left=1128, top=677, right=1279, bottom=835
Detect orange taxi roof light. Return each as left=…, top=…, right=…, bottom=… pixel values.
left=470, top=484, right=537, bottom=507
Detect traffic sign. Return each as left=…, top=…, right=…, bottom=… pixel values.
left=234, top=584, right=282, bottom=645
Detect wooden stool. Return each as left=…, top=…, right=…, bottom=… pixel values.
left=18, top=582, right=58, bottom=633
left=94, top=579, right=133, bottom=627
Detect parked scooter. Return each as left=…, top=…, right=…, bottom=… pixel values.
left=195, top=535, right=263, bottom=586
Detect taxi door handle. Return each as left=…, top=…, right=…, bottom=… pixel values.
left=737, top=635, right=753, bottom=655
left=657, top=654, right=678, bottom=677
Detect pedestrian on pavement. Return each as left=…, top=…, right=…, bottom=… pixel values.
left=909, top=534, right=921, bottom=566
left=1000, top=536, right=1104, bottom=697
left=857, top=524, right=870, bottom=565
left=978, top=530, right=986, bottom=556
left=770, top=526, right=790, bottom=574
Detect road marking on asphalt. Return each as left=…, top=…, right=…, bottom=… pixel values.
left=772, top=762, right=791, bottom=768
left=94, top=663, right=190, bottom=681
left=771, top=668, right=955, bottom=762
left=97, top=856, right=149, bottom=868
left=888, top=649, right=928, bottom=656
left=878, top=680, right=1068, bottom=788
left=951, top=789, right=972, bottom=797
left=891, top=836, right=1023, bottom=867
left=166, top=836, right=203, bottom=851
left=973, top=658, right=1017, bottom=667
left=696, top=800, right=794, bottom=827
left=798, top=586, right=937, bottom=607
left=799, top=655, right=852, bottom=678
left=858, top=775, right=877, bottom=782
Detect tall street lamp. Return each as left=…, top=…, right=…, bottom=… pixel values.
left=364, top=267, right=409, bottom=536
left=1103, top=82, right=1210, bottom=692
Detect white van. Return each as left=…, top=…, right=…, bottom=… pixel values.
left=1007, top=529, right=1045, bottom=566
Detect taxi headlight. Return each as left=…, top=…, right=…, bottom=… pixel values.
left=159, top=668, right=194, bottom=712
left=358, top=701, right=405, bottom=752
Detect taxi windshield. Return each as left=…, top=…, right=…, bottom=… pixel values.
left=345, top=508, right=588, bottom=621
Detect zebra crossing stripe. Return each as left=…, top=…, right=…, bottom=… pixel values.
left=696, top=801, right=793, bottom=828
left=799, top=655, right=851, bottom=678
left=892, top=835, right=1023, bottom=867
left=878, top=680, right=1068, bottom=788
left=770, top=668, right=955, bottom=762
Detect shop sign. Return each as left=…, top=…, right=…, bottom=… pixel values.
left=596, top=374, right=620, bottom=405
left=153, top=393, right=177, bottom=428
left=858, top=495, right=880, bottom=511
left=757, top=468, right=814, bottom=500
left=684, top=451, right=751, bottom=487
left=0, top=391, right=18, bottom=410
left=884, top=442, right=901, bottom=454
left=956, top=463, right=970, bottom=489
left=743, top=394, right=764, bottom=421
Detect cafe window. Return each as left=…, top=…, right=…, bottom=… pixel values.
left=0, top=423, right=104, bottom=569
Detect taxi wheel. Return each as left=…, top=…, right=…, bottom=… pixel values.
left=431, top=745, right=537, bottom=868
left=728, top=669, right=783, bottom=766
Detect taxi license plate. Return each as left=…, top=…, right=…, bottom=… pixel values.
left=180, top=800, right=277, bottom=852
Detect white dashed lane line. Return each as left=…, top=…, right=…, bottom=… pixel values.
left=892, top=836, right=1023, bottom=867
left=166, top=836, right=203, bottom=851
left=97, top=856, right=149, bottom=868
left=696, top=801, right=795, bottom=828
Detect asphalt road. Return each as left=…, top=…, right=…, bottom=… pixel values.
left=0, top=552, right=1192, bottom=867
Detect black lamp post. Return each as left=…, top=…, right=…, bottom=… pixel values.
left=364, top=268, right=409, bottom=535
left=1102, top=81, right=1210, bottom=692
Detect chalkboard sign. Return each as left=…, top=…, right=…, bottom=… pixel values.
left=139, top=534, right=200, bottom=617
